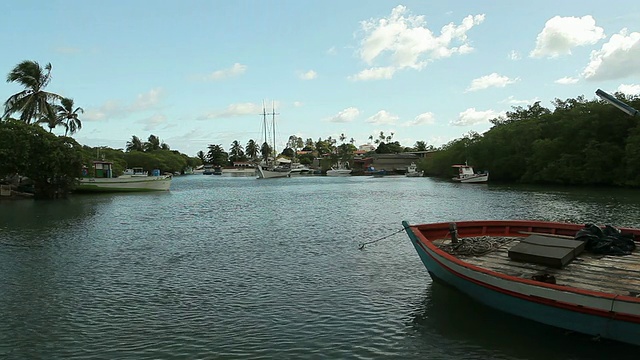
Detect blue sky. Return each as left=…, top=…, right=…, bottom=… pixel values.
left=2, top=1, right=640, bottom=156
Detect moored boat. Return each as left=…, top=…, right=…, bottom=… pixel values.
left=402, top=219, right=640, bottom=346
left=452, top=164, right=488, bottom=183
left=76, top=161, right=171, bottom=192
left=405, top=162, right=423, bottom=177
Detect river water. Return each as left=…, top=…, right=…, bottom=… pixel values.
left=1, top=175, right=639, bottom=359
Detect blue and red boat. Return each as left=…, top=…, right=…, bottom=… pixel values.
left=402, top=220, right=640, bottom=346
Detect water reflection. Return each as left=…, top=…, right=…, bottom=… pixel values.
left=410, top=282, right=639, bottom=360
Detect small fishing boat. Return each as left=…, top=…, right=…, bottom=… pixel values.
left=451, top=164, right=488, bottom=183
left=405, top=162, right=423, bottom=177
left=76, top=161, right=171, bottom=192
left=402, top=219, right=640, bottom=346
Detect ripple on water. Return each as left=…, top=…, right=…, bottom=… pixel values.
left=2, top=176, right=640, bottom=359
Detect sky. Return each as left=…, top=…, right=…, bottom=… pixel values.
left=2, top=1, right=640, bottom=157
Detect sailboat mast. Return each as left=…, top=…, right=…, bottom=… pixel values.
left=272, top=101, right=276, bottom=157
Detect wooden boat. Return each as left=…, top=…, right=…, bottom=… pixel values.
left=402, top=220, right=640, bottom=346
left=452, top=164, right=488, bottom=183
left=76, top=161, right=171, bottom=192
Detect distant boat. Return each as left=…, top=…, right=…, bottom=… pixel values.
left=364, top=166, right=386, bottom=176
left=405, top=162, right=423, bottom=177
left=326, top=162, right=352, bottom=176
left=290, top=164, right=312, bottom=175
left=451, top=164, right=488, bottom=183
left=256, top=102, right=291, bottom=179
left=76, top=161, right=171, bottom=192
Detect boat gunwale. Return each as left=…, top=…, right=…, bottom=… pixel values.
left=404, top=220, right=640, bottom=305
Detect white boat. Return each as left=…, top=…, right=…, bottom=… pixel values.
left=405, top=162, right=423, bottom=177
left=326, top=167, right=352, bottom=176
left=256, top=102, right=291, bottom=179
left=76, top=161, right=171, bottom=192
left=326, top=161, right=352, bottom=176
left=451, top=164, right=488, bottom=183
left=289, top=164, right=311, bottom=175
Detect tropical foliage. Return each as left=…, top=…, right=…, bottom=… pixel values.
left=0, top=120, right=83, bottom=198
left=420, top=94, right=640, bottom=186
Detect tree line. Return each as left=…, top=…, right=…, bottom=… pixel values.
left=420, top=94, right=640, bottom=186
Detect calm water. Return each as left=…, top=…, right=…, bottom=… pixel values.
left=1, top=175, right=640, bottom=359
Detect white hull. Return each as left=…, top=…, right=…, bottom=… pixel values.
left=326, top=169, right=352, bottom=176
left=452, top=173, right=489, bottom=183
left=406, top=171, right=423, bottom=177
left=77, top=175, right=172, bottom=192
left=256, top=165, right=291, bottom=179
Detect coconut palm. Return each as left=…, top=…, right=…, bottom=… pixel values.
left=55, top=97, right=83, bottom=136
left=126, top=135, right=144, bottom=152
left=145, top=134, right=161, bottom=152
left=246, top=139, right=258, bottom=160
left=4, top=60, right=63, bottom=123
left=229, top=140, right=245, bottom=163
left=37, top=103, right=65, bottom=132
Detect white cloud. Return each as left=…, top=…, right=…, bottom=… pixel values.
left=327, top=46, right=337, bottom=55
left=352, top=5, right=484, bottom=80
left=348, top=66, right=396, bottom=81
left=403, top=112, right=435, bottom=126
left=366, top=110, right=399, bottom=125
left=130, top=88, right=164, bottom=111
left=530, top=15, right=605, bottom=58
left=466, top=73, right=518, bottom=92
left=508, top=50, right=521, bottom=60
left=618, top=84, right=640, bottom=95
left=140, top=114, right=167, bottom=131
left=293, top=101, right=303, bottom=107
left=555, top=76, right=579, bottom=85
left=500, top=96, right=540, bottom=105
left=298, top=70, right=317, bottom=80
left=582, top=29, right=640, bottom=81
left=327, top=107, right=360, bottom=123
left=198, top=102, right=263, bottom=120
left=451, top=108, right=503, bottom=126
left=204, top=63, right=247, bottom=80
left=84, top=88, right=164, bottom=121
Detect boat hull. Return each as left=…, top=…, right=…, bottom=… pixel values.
left=326, top=169, right=352, bottom=176
left=452, top=173, right=488, bottom=183
left=76, top=176, right=172, bottom=192
left=402, top=220, right=640, bottom=346
left=256, top=165, right=290, bottom=179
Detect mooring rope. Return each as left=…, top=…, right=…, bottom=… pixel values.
left=358, top=228, right=405, bottom=250
left=439, top=235, right=516, bottom=256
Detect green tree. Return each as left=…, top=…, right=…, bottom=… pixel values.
left=145, top=134, right=161, bottom=152
left=126, top=135, right=144, bottom=152
left=3, top=60, right=63, bottom=123
left=207, top=144, right=228, bottom=165
left=196, top=150, right=206, bottom=164
left=246, top=139, right=258, bottom=160
left=55, top=97, right=83, bottom=136
left=260, top=142, right=272, bottom=161
left=0, top=120, right=83, bottom=199
left=229, top=140, right=246, bottom=163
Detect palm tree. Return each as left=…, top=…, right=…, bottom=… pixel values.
left=126, top=135, right=144, bottom=152
left=4, top=60, right=63, bottom=123
left=246, top=139, right=258, bottom=160
left=37, top=103, right=64, bottom=132
left=260, top=142, right=272, bottom=161
left=229, top=140, right=245, bottom=163
left=55, top=97, right=83, bottom=136
left=145, top=134, right=161, bottom=152
left=196, top=150, right=206, bottom=164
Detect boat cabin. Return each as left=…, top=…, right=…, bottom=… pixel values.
left=85, top=161, right=114, bottom=178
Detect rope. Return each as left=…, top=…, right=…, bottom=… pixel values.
left=439, top=235, right=517, bottom=256
left=358, top=228, right=405, bottom=250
